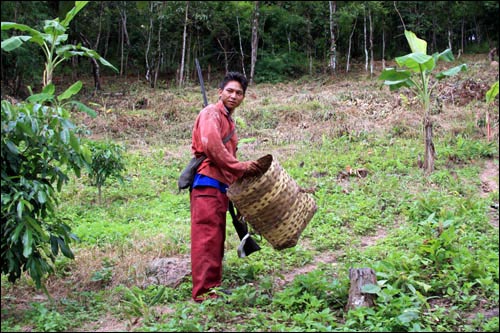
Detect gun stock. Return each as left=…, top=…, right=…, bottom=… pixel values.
left=229, top=201, right=261, bottom=258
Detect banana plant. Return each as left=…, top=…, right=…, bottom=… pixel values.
left=1, top=1, right=117, bottom=88
left=379, top=30, right=466, bottom=174
left=485, top=81, right=499, bottom=141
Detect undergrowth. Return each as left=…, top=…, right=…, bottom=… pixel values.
left=1, top=131, right=498, bottom=332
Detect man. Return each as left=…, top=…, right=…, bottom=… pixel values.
left=189, top=71, right=262, bottom=302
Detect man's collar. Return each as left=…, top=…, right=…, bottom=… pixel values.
left=218, top=100, right=232, bottom=117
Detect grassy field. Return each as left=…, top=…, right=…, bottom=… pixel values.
left=1, top=54, right=499, bottom=332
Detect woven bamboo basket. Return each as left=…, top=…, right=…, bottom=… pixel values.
left=227, top=154, right=317, bottom=250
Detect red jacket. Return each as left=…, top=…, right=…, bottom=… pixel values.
left=191, top=100, right=247, bottom=185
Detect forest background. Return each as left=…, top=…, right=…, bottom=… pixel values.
left=1, top=1, right=499, bottom=94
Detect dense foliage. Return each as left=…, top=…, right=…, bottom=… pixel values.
left=0, top=97, right=87, bottom=289
left=1, top=1, right=117, bottom=288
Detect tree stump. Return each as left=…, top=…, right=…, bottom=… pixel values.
left=346, top=267, right=377, bottom=310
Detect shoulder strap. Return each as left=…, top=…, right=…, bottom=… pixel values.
left=196, top=129, right=234, bottom=160
left=222, top=129, right=235, bottom=144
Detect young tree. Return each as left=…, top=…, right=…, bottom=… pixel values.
left=1, top=1, right=117, bottom=289
left=250, top=1, right=259, bottom=85
left=379, top=30, right=466, bottom=174
left=86, top=140, right=126, bottom=205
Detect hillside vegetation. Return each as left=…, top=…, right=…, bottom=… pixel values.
left=1, top=54, right=499, bottom=332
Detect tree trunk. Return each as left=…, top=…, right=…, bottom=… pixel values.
left=217, top=38, right=229, bottom=74
left=363, top=6, right=368, bottom=72
left=306, top=16, right=313, bottom=76
left=98, top=185, right=102, bottom=206
left=346, top=268, right=377, bottom=310
left=145, top=3, right=153, bottom=86
left=71, top=49, right=78, bottom=82
left=179, top=1, right=189, bottom=87
left=423, top=115, right=435, bottom=174
left=461, top=18, right=465, bottom=54
left=448, top=28, right=453, bottom=51
left=250, top=1, right=260, bottom=85
left=119, top=3, right=130, bottom=76
left=236, top=16, right=246, bottom=77
left=103, top=18, right=110, bottom=59
left=382, top=28, right=385, bottom=70
left=80, top=33, right=101, bottom=92
left=328, top=1, right=337, bottom=74
left=431, top=17, right=437, bottom=52
left=474, top=16, right=481, bottom=45
left=369, top=8, right=374, bottom=77
left=95, top=3, right=104, bottom=48
left=346, top=17, right=357, bottom=73
left=154, top=19, right=162, bottom=89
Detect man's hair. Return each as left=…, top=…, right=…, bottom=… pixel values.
left=219, top=72, right=248, bottom=94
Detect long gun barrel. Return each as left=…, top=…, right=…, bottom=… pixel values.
left=195, top=58, right=208, bottom=107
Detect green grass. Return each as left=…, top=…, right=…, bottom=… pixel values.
left=1, top=132, right=498, bottom=332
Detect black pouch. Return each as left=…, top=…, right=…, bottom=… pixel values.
left=178, top=156, right=206, bottom=191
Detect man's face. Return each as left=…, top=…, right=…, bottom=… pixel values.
left=219, top=80, right=245, bottom=111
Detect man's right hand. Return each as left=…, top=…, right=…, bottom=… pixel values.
left=242, top=161, right=264, bottom=178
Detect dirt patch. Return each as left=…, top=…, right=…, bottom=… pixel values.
left=274, top=250, right=340, bottom=288
left=480, top=159, right=499, bottom=228
left=480, top=160, right=499, bottom=197
left=275, top=225, right=389, bottom=288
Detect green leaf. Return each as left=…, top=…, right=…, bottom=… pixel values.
left=81, top=47, right=119, bottom=73
left=67, top=101, right=97, bottom=117
left=396, top=53, right=434, bottom=73
left=379, top=68, right=412, bottom=81
left=1, top=22, right=41, bottom=35
left=50, top=235, right=59, bottom=256
left=436, top=49, right=454, bottom=62
left=17, top=200, right=24, bottom=218
left=61, top=1, right=89, bottom=27
left=25, top=215, right=47, bottom=239
left=60, top=128, right=70, bottom=144
left=56, top=44, right=84, bottom=58
left=5, top=141, right=19, bottom=154
left=22, top=229, right=33, bottom=258
left=1, top=22, right=44, bottom=45
left=435, top=64, right=467, bottom=79
left=69, top=133, right=81, bottom=152
left=379, top=68, right=414, bottom=91
left=43, top=20, right=66, bottom=36
left=415, top=281, right=432, bottom=292
left=405, top=30, right=427, bottom=54
left=57, top=81, right=82, bottom=101
left=27, top=93, right=54, bottom=104
left=398, top=310, right=419, bottom=323
left=42, top=83, right=56, bottom=95
left=57, top=237, right=74, bottom=259
left=81, top=145, right=92, bottom=164
left=37, top=190, right=47, bottom=204
left=385, top=80, right=413, bottom=91
left=151, top=286, right=167, bottom=305
left=1, top=36, right=32, bottom=51
left=12, top=224, right=25, bottom=243
left=486, top=81, right=499, bottom=104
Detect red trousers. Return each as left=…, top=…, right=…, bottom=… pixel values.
left=190, top=186, right=228, bottom=301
